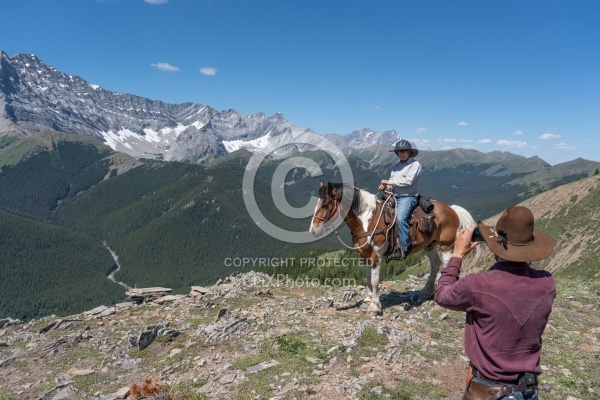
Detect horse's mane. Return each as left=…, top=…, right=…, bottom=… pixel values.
left=328, top=183, right=378, bottom=215
left=350, top=187, right=378, bottom=215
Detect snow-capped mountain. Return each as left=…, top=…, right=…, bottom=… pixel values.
left=0, top=52, right=399, bottom=162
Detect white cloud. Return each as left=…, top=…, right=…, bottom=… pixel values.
left=415, top=127, right=426, bottom=134
left=477, top=139, right=491, bottom=144
left=552, top=142, right=575, bottom=151
left=441, top=138, right=458, bottom=143
left=539, top=133, right=561, bottom=140
left=514, top=130, right=523, bottom=135
left=497, top=140, right=527, bottom=148
left=457, top=121, right=469, bottom=126
left=412, top=139, right=431, bottom=147
left=145, top=0, right=168, bottom=4
left=375, top=105, right=383, bottom=110
left=200, top=67, right=217, bottom=76
left=150, top=62, right=180, bottom=72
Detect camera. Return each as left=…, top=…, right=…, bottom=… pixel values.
left=471, top=228, right=485, bottom=242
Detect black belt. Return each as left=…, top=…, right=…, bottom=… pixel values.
left=471, top=366, right=537, bottom=400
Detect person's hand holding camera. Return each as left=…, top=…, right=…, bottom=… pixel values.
left=453, top=225, right=480, bottom=259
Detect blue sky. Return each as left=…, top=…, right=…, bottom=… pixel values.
left=1, top=0, right=599, bottom=165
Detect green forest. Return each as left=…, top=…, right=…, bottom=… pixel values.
left=0, top=209, right=123, bottom=320
left=0, top=140, right=113, bottom=219
left=1, top=135, right=598, bottom=321
left=0, top=139, right=341, bottom=319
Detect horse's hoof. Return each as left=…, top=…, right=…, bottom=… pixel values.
left=419, top=294, right=434, bottom=302
left=367, top=304, right=382, bottom=315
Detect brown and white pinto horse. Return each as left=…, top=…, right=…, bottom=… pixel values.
left=309, top=181, right=476, bottom=315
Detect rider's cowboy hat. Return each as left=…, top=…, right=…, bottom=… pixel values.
left=390, top=140, right=418, bottom=158
left=477, top=206, right=554, bottom=262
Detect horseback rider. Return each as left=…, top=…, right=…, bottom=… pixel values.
left=378, top=140, right=422, bottom=260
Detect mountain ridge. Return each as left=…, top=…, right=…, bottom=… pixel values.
left=2, top=51, right=596, bottom=172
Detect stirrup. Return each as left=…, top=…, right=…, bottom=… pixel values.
left=392, top=248, right=404, bottom=260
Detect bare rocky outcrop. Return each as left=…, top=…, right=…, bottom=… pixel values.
left=1, top=269, right=597, bottom=399
left=0, top=272, right=465, bottom=399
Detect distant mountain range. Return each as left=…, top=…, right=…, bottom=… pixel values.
left=3, top=50, right=596, bottom=173
left=1, top=51, right=600, bottom=321
left=2, top=50, right=599, bottom=203
left=0, top=51, right=402, bottom=163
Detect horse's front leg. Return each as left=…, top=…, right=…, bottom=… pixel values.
left=365, top=254, right=383, bottom=315
left=363, top=262, right=373, bottom=304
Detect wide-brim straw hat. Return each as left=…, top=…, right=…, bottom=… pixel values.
left=477, top=206, right=554, bottom=262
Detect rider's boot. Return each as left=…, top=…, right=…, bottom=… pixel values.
left=392, top=248, right=403, bottom=260
left=392, top=243, right=412, bottom=260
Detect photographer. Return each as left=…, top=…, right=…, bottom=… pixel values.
left=435, top=206, right=556, bottom=400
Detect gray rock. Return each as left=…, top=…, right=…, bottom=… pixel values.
left=0, top=318, right=20, bottom=328
left=97, top=307, right=116, bottom=318
left=246, top=359, right=279, bottom=373
left=136, top=329, right=157, bottom=351
left=51, top=384, right=78, bottom=400
left=85, top=305, right=110, bottom=316
left=219, top=373, right=236, bottom=384
left=113, top=386, right=131, bottom=399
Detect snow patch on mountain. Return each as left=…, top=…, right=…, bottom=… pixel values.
left=223, top=131, right=274, bottom=153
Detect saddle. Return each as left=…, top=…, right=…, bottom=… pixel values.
left=382, top=194, right=437, bottom=258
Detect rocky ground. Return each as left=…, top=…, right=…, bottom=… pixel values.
left=1, top=270, right=599, bottom=400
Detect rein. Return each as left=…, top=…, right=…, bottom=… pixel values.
left=312, top=197, right=371, bottom=250
left=333, top=191, right=396, bottom=251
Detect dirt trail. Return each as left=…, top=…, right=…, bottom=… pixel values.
left=103, top=241, right=131, bottom=290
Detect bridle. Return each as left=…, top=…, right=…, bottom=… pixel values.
left=312, top=196, right=340, bottom=223
left=312, top=187, right=396, bottom=251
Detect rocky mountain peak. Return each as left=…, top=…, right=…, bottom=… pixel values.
left=0, top=52, right=404, bottom=164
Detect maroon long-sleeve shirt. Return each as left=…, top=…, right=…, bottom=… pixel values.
left=435, top=256, right=556, bottom=382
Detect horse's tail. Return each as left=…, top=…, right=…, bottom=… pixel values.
left=449, top=204, right=488, bottom=269
left=449, top=204, right=480, bottom=260
left=450, top=205, right=476, bottom=230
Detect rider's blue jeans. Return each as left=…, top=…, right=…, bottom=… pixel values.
left=395, top=195, right=418, bottom=252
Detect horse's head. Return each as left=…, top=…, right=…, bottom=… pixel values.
left=309, top=181, right=344, bottom=237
